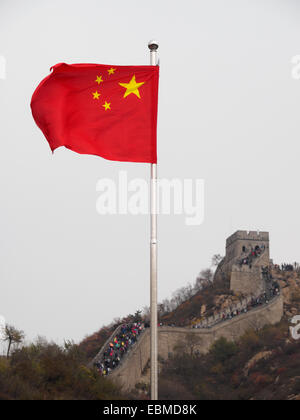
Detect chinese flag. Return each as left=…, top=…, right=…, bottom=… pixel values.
left=31, top=63, right=159, bottom=163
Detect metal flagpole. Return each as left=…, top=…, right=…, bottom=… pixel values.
left=148, top=40, right=159, bottom=401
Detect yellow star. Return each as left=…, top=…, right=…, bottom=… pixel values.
left=108, top=68, right=116, bottom=75
left=102, top=101, right=111, bottom=111
left=119, top=75, right=145, bottom=99
left=95, top=75, right=103, bottom=85
left=92, top=91, right=101, bottom=100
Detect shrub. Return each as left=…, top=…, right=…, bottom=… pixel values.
left=209, top=338, right=238, bottom=364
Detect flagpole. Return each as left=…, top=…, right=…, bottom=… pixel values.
left=148, top=40, right=159, bottom=401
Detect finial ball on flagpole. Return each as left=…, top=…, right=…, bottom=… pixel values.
left=148, top=40, right=159, bottom=51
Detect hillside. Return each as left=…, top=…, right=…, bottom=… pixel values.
left=156, top=268, right=300, bottom=400
left=0, top=340, right=122, bottom=400
left=158, top=319, right=300, bottom=400
left=88, top=265, right=300, bottom=400
left=160, top=285, right=238, bottom=327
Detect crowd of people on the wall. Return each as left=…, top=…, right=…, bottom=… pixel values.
left=94, top=323, right=144, bottom=376
left=192, top=285, right=280, bottom=330
left=274, top=263, right=297, bottom=272
left=240, top=244, right=265, bottom=266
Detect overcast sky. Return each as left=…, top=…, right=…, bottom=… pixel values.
left=0, top=0, right=300, bottom=346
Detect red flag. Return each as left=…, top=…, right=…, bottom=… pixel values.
left=31, top=63, right=159, bottom=163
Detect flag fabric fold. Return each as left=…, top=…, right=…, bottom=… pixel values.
left=31, top=63, right=159, bottom=163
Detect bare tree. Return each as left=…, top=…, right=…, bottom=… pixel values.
left=184, top=283, right=194, bottom=300
left=158, top=303, right=166, bottom=318
left=212, top=254, right=223, bottom=267
left=3, top=324, right=25, bottom=358
left=174, top=333, right=203, bottom=357
left=172, top=289, right=184, bottom=307
left=142, top=305, right=150, bottom=321
left=133, top=310, right=142, bottom=322
left=185, top=333, right=203, bottom=356
left=194, top=276, right=209, bottom=292
left=161, top=299, right=172, bottom=313
left=199, top=268, right=214, bottom=283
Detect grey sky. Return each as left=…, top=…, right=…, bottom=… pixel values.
left=0, top=0, right=299, bottom=346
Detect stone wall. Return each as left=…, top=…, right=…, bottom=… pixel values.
left=109, top=294, right=283, bottom=392
left=214, top=230, right=270, bottom=295
left=230, top=265, right=265, bottom=296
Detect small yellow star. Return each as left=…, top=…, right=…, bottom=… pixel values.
left=92, top=91, right=101, bottom=100
left=95, top=75, right=103, bottom=85
left=102, top=101, right=111, bottom=111
left=108, top=68, right=116, bottom=75
left=119, top=75, right=145, bottom=99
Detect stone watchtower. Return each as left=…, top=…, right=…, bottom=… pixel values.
left=215, top=230, right=270, bottom=296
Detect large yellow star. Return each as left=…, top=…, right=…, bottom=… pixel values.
left=102, top=101, right=111, bottom=111
left=95, top=75, right=103, bottom=85
left=119, top=75, right=145, bottom=99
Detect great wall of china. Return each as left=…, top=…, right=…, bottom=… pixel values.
left=92, top=231, right=284, bottom=391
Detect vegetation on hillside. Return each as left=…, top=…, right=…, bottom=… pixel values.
left=158, top=320, right=300, bottom=400
left=156, top=269, right=300, bottom=400
left=0, top=338, right=121, bottom=400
